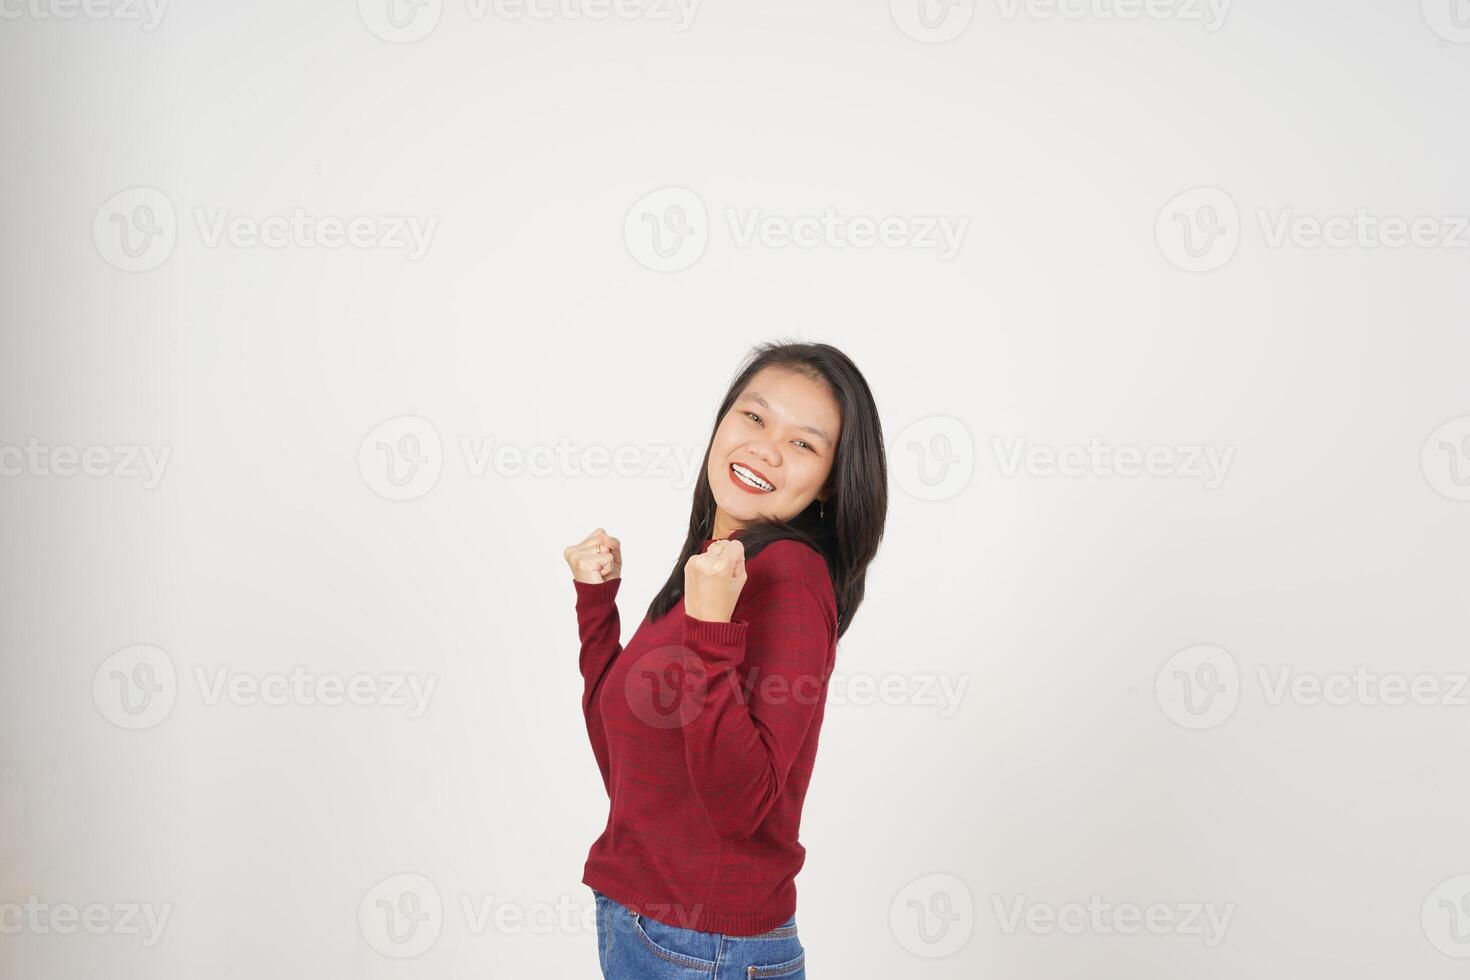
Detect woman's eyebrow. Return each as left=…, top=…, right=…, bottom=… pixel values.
left=740, top=391, right=833, bottom=447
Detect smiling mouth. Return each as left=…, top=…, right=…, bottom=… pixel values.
left=730, top=462, right=775, bottom=493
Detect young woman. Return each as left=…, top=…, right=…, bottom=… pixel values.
left=563, top=341, right=887, bottom=978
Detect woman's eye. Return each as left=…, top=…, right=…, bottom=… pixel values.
left=744, top=411, right=761, bottom=424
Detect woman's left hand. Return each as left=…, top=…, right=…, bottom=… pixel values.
left=683, top=539, right=747, bottom=623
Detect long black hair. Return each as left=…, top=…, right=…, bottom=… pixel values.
left=644, top=340, right=886, bottom=641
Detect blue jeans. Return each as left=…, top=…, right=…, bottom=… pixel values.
left=592, top=888, right=807, bottom=979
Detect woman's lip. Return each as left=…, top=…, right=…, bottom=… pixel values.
left=728, top=462, right=775, bottom=495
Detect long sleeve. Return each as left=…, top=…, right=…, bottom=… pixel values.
left=573, top=577, right=623, bottom=796
left=678, top=577, right=836, bottom=841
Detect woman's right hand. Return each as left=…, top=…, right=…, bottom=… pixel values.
left=564, top=527, right=622, bottom=584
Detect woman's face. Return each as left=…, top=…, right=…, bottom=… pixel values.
left=706, top=367, right=842, bottom=533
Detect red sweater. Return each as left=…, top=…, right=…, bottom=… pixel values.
left=573, top=530, right=838, bottom=936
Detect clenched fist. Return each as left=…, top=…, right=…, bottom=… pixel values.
left=565, top=527, right=621, bottom=584
left=683, top=538, right=747, bottom=623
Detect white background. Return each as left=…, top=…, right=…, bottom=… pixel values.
left=2, top=0, right=1469, bottom=976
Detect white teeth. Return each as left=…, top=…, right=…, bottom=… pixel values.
left=731, top=463, right=774, bottom=491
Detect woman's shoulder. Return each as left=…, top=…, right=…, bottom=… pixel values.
left=745, top=538, right=836, bottom=606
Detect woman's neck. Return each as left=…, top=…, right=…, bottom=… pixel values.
left=709, top=513, right=745, bottom=541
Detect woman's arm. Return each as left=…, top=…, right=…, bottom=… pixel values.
left=678, top=574, right=837, bottom=841
left=573, top=577, right=623, bottom=796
